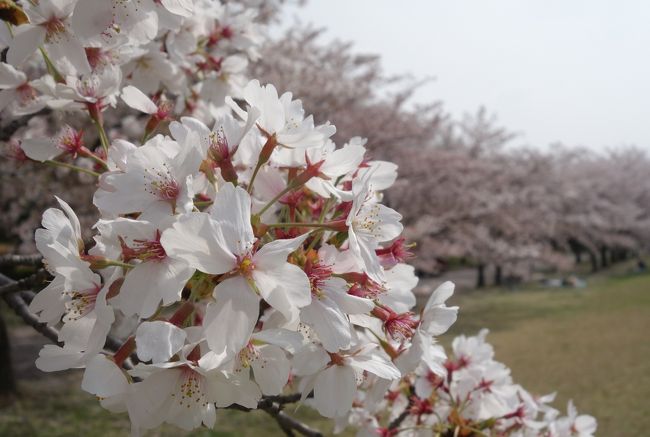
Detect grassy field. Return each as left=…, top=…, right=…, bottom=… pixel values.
left=1, top=264, right=649, bottom=436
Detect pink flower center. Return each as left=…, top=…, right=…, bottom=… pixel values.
left=145, top=164, right=181, bottom=202
left=85, top=47, right=114, bottom=71
left=120, top=230, right=167, bottom=262
left=43, top=16, right=66, bottom=42
left=376, top=238, right=414, bottom=269
left=208, top=127, right=232, bottom=162
left=155, top=100, right=174, bottom=120
left=236, top=342, right=261, bottom=370
left=64, top=284, right=101, bottom=322
left=384, top=311, right=418, bottom=340
left=57, top=126, right=84, bottom=155
left=16, top=83, right=37, bottom=105
left=347, top=273, right=384, bottom=299
left=304, top=258, right=333, bottom=297
left=173, top=367, right=209, bottom=408
left=237, top=256, right=256, bottom=278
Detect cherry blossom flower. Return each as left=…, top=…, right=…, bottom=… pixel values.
left=0, top=62, right=48, bottom=115
left=7, top=0, right=91, bottom=74
left=161, top=184, right=312, bottom=357
left=94, top=134, right=201, bottom=218
left=94, top=218, right=195, bottom=318
left=293, top=343, right=400, bottom=418
left=346, top=170, right=404, bottom=283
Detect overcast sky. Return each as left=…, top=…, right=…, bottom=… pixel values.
left=281, top=1, right=650, bottom=150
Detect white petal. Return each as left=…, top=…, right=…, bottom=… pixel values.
left=203, top=277, right=259, bottom=356
left=414, top=376, right=434, bottom=399
left=0, top=62, right=27, bottom=87
left=7, top=25, right=46, bottom=66
left=313, top=365, right=356, bottom=418
left=251, top=328, right=303, bottom=353
left=129, top=368, right=178, bottom=430
left=0, top=90, right=13, bottom=111
left=321, top=143, right=365, bottom=177
left=28, top=275, right=67, bottom=325
left=253, top=233, right=310, bottom=271
left=300, top=297, right=352, bottom=353
left=325, top=279, right=373, bottom=314
left=21, top=137, right=60, bottom=162
left=121, top=85, right=157, bottom=114
left=160, top=0, right=194, bottom=17
left=210, top=373, right=262, bottom=409
left=119, top=259, right=194, bottom=318
left=420, top=306, right=458, bottom=336
left=209, top=184, right=255, bottom=256
left=253, top=263, right=311, bottom=320
left=424, top=281, right=455, bottom=311
left=47, top=33, right=91, bottom=75
left=161, top=213, right=236, bottom=274
left=71, top=0, right=113, bottom=39
left=136, top=321, right=187, bottom=364
left=82, top=354, right=128, bottom=398
left=35, top=344, right=84, bottom=372
left=251, top=345, right=290, bottom=395
left=292, top=343, right=330, bottom=376
left=348, top=352, right=401, bottom=380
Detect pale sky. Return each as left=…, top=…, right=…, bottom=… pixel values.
left=281, top=1, right=650, bottom=150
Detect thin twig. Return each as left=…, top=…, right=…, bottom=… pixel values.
left=0, top=273, right=134, bottom=369
left=0, top=270, right=49, bottom=296
left=259, top=400, right=323, bottom=437
left=0, top=274, right=62, bottom=346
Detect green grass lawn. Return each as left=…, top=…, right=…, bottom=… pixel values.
left=1, top=265, right=649, bottom=436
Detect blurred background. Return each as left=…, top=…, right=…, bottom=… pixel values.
left=1, top=1, right=649, bottom=435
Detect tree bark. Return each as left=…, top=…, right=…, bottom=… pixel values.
left=574, top=249, right=582, bottom=264
left=476, top=264, right=486, bottom=288
left=0, top=310, right=16, bottom=396
left=600, top=246, right=609, bottom=268
left=494, top=265, right=503, bottom=287
left=588, top=250, right=598, bottom=272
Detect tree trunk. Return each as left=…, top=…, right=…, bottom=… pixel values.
left=476, top=264, right=486, bottom=288
left=588, top=250, right=598, bottom=272
left=494, top=265, right=503, bottom=287
left=574, top=249, right=582, bottom=264
left=0, top=310, right=16, bottom=396
left=600, top=246, right=609, bottom=268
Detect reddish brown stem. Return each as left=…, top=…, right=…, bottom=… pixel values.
left=113, top=336, right=136, bottom=367
left=168, top=301, right=195, bottom=327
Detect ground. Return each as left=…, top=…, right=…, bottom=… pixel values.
left=1, top=262, right=648, bottom=436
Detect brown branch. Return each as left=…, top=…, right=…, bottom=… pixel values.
left=0, top=254, right=43, bottom=268
left=388, top=385, right=415, bottom=431
left=0, top=270, right=49, bottom=296
left=224, top=392, right=321, bottom=436
left=258, top=399, right=323, bottom=437
left=0, top=273, right=62, bottom=346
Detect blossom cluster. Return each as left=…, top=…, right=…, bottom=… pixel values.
left=0, top=0, right=259, bottom=124
left=1, top=1, right=595, bottom=436
left=339, top=329, right=597, bottom=437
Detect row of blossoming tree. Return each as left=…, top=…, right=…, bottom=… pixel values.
left=0, top=0, right=597, bottom=435
left=253, top=28, right=650, bottom=285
